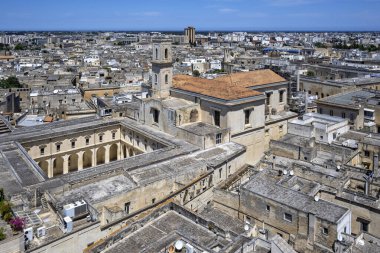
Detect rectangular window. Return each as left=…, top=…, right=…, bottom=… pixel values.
left=86, top=138, right=89, bottom=145
left=40, top=147, right=45, bottom=155
left=124, top=202, right=130, bottom=214
left=219, top=168, right=222, bottom=179
left=56, top=144, right=60, bottom=152
left=99, top=135, right=103, bottom=142
left=216, top=133, right=222, bottom=144
left=360, top=220, right=370, bottom=232
left=330, top=110, right=333, bottom=116
left=71, top=141, right=75, bottom=148
left=279, top=125, right=283, bottom=132
left=342, top=112, right=346, bottom=118
left=214, top=110, right=220, bottom=127
left=244, top=110, right=250, bottom=125
left=153, top=109, right=159, bottom=123
left=266, top=205, right=270, bottom=212
left=364, top=150, right=370, bottom=157
left=284, top=213, right=292, bottom=222
left=279, top=90, right=284, bottom=103
left=322, top=227, right=329, bottom=235
left=319, top=108, right=323, bottom=114
left=152, top=198, right=156, bottom=204
left=112, top=132, right=116, bottom=140
left=350, top=113, right=354, bottom=121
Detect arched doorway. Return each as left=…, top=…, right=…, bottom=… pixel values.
left=53, top=156, right=64, bottom=176
left=122, top=144, right=127, bottom=159
left=109, top=144, right=118, bottom=162
left=69, top=154, right=78, bottom=172
left=38, top=160, right=49, bottom=176
left=97, top=147, right=106, bottom=165
left=83, top=150, right=92, bottom=169
left=190, top=109, right=199, bottom=122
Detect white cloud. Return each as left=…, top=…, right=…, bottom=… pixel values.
left=219, top=8, right=238, bottom=13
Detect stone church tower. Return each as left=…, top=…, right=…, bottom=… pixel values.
left=151, top=39, right=173, bottom=98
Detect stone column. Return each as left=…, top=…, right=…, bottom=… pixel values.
left=116, top=143, right=121, bottom=160
left=78, top=151, right=84, bottom=171
left=48, top=159, right=54, bottom=178
left=93, top=147, right=97, bottom=167
left=63, top=155, right=69, bottom=174
left=105, top=144, right=110, bottom=164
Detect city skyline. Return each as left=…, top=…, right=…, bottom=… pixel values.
left=1, top=0, right=380, bottom=31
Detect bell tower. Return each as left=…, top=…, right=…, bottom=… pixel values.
left=151, top=39, right=173, bottom=98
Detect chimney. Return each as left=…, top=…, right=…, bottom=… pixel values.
left=373, top=153, right=379, bottom=177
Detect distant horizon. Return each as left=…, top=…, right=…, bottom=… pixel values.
left=1, top=29, right=380, bottom=33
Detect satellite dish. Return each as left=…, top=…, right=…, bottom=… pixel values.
left=314, top=195, right=320, bottom=202
left=290, top=170, right=294, bottom=176
left=175, top=240, right=184, bottom=250
left=244, top=224, right=249, bottom=231
left=283, top=170, right=288, bottom=175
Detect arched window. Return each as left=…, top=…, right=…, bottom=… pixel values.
left=165, top=48, right=168, bottom=59
left=165, top=74, right=168, bottom=84
left=154, top=74, right=158, bottom=84
left=155, top=48, right=158, bottom=60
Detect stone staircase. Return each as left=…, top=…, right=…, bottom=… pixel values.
left=0, top=118, right=11, bottom=135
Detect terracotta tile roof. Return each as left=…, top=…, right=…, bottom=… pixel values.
left=173, top=69, right=286, bottom=101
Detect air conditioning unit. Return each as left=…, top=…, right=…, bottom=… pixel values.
left=63, top=200, right=87, bottom=218
left=24, top=227, right=33, bottom=242
left=37, top=226, right=46, bottom=237
left=63, top=216, right=73, bottom=233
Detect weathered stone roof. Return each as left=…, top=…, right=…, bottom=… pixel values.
left=173, top=69, right=285, bottom=101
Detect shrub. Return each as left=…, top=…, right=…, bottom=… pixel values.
left=9, top=217, right=26, bottom=232
left=0, top=227, right=5, bottom=241
left=3, top=212, right=12, bottom=222
left=0, top=201, right=11, bottom=217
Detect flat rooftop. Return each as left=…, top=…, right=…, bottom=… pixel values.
left=317, top=89, right=376, bottom=108
left=243, top=171, right=349, bottom=223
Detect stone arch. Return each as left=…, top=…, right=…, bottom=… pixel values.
left=129, top=148, right=134, bottom=157
left=97, top=147, right=106, bottom=165
left=53, top=156, right=64, bottom=176
left=83, top=150, right=92, bottom=169
left=110, top=143, right=118, bottom=162
left=38, top=160, right=49, bottom=176
left=69, top=153, right=78, bottom=172
left=190, top=109, right=199, bottom=123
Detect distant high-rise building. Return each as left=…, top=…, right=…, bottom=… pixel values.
left=184, top=26, right=196, bottom=45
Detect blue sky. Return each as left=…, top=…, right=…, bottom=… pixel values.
left=1, top=0, right=380, bottom=31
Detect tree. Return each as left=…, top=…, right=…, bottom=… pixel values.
left=14, top=43, right=26, bottom=50
left=0, top=76, right=22, bottom=89
left=192, top=70, right=200, bottom=77
left=306, top=71, right=315, bottom=77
